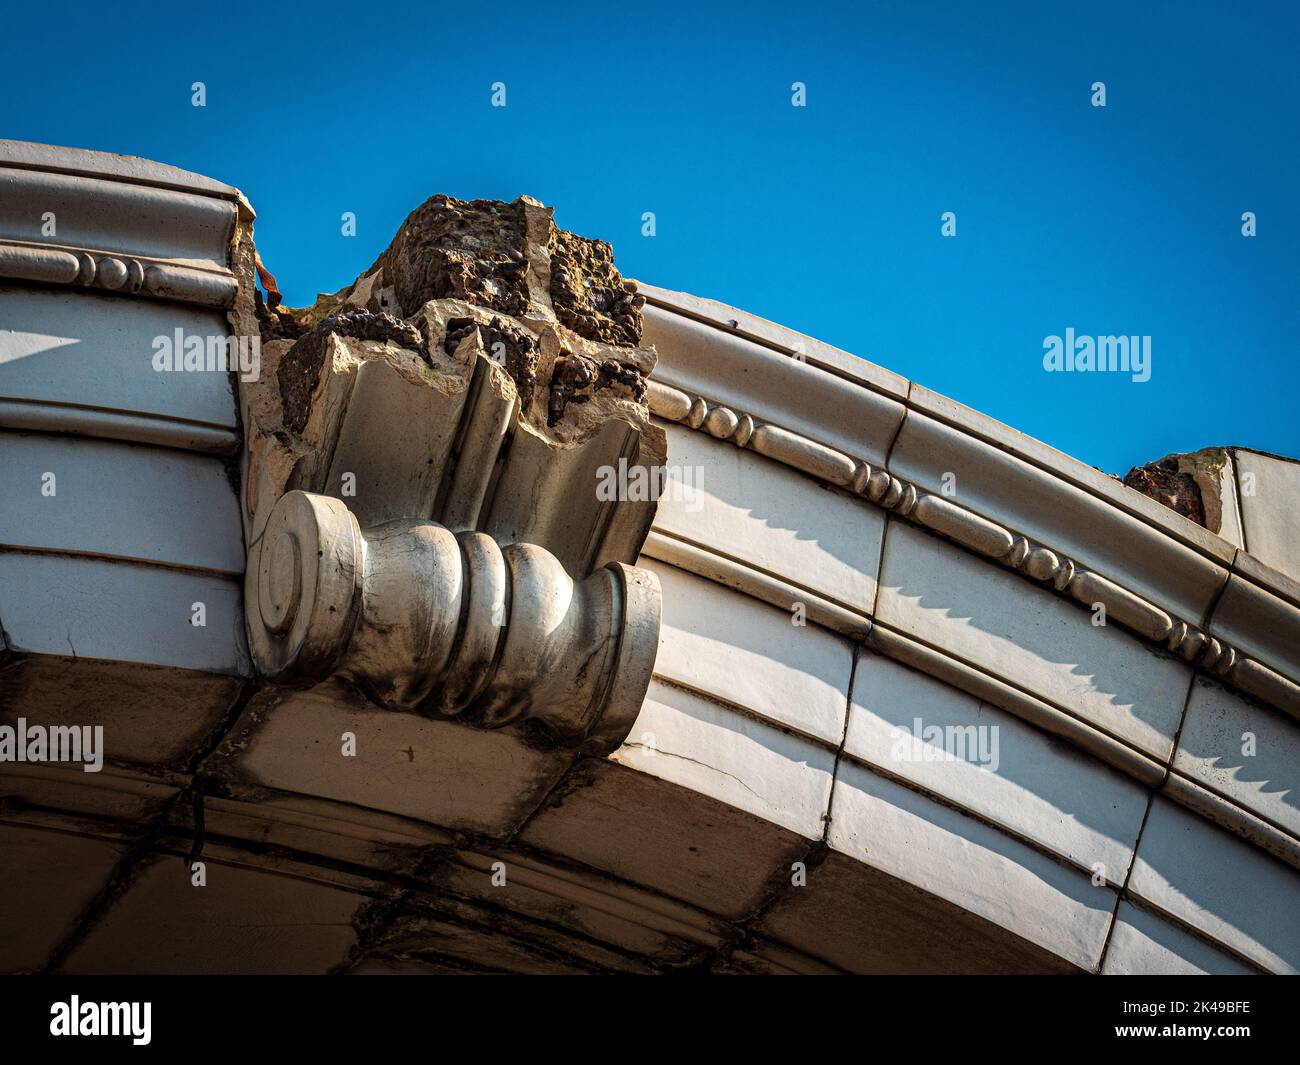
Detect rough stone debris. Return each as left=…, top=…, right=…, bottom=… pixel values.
left=253, top=192, right=655, bottom=446
left=547, top=226, right=645, bottom=346
left=443, top=315, right=538, bottom=406
left=1123, top=451, right=1215, bottom=528
left=367, top=195, right=531, bottom=321
left=1121, top=445, right=1299, bottom=539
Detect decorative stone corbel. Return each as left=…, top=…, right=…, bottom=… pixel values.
left=249, top=491, right=658, bottom=752
left=234, top=194, right=666, bottom=753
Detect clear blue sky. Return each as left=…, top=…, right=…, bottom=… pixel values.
left=3, top=1, right=1296, bottom=473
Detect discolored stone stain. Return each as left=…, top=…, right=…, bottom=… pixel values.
left=369, top=194, right=530, bottom=318
left=277, top=310, right=428, bottom=434
left=529, top=756, right=602, bottom=815
left=444, top=315, right=540, bottom=406
left=517, top=716, right=564, bottom=754
left=548, top=228, right=644, bottom=346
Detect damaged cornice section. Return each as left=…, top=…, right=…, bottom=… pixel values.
left=235, top=194, right=664, bottom=753
left=1122, top=448, right=1231, bottom=532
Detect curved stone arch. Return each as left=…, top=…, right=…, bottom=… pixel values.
left=616, top=288, right=1300, bottom=972
left=2, top=141, right=1298, bottom=975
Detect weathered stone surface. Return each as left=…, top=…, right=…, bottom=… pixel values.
left=647, top=418, right=885, bottom=615
left=520, top=757, right=812, bottom=920
left=203, top=682, right=574, bottom=838
left=889, top=412, right=1229, bottom=627
left=759, top=851, right=1082, bottom=975
left=0, top=288, right=240, bottom=451
left=0, top=826, right=127, bottom=974
left=827, top=756, right=1115, bottom=970
left=257, top=193, right=648, bottom=432
left=240, top=196, right=661, bottom=533
left=277, top=310, right=427, bottom=433
left=1174, top=676, right=1300, bottom=842
left=245, top=490, right=658, bottom=750
left=548, top=225, right=643, bottom=345
left=58, top=852, right=368, bottom=975
left=876, top=521, right=1193, bottom=762
left=1127, top=798, right=1300, bottom=973
left=1101, top=900, right=1255, bottom=975
left=643, top=559, right=853, bottom=745
left=1234, top=449, right=1300, bottom=581
left=547, top=349, right=647, bottom=427
left=1, top=432, right=243, bottom=576
left=1116, top=447, right=1300, bottom=578
left=0, top=553, right=249, bottom=677
left=444, top=314, right=538, bottom=405
left=237, top=193, right=665, bottom=752
left=365, top=195, right=529, bottom=319
left=846, top=652, right=1148, bottom=878
left=618, top=679, right=836, bottom=840
left=416, top=845, right=730, bottom=969
left=0, top=657, right=245, bottom=767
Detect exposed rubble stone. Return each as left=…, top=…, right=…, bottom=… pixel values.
left=277, top=310, right=427, bottom=434
left=445, top=315, right=541, bottom=407
left=547, top=352, right=648, bottom=427
left=257, top=290, right=333, bottom=342
left=548, top=228, right=644, bottom=346
left=253, top=191, right=655, bottom=455
left=1121, top=447, right=1234, bottom=531
left=255, top=196, right=531, bottom=343
left=1122, top=457, right=1206, bottom=526
left=366, top=195, right=530, bottom=319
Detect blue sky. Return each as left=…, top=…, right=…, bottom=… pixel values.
left=3, top=1, right=1296, bottom=472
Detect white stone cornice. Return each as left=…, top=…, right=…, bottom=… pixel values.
left=0, top=156, right=238, bottom=309
left=0, top=398, right=239, bottom=455
left=644, top=376, right=1300, bottom=728
left=0, top=139, right=250, bottom=207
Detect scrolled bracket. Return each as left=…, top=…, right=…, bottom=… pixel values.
left=246, top=490, right=661, bottom=754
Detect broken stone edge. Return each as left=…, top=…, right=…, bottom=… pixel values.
left=230, top=195, right=664, bottom=755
